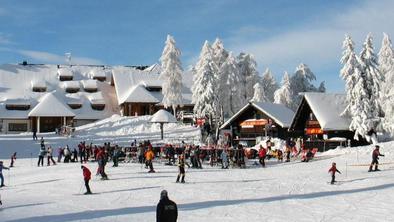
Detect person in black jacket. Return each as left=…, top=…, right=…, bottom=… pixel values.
left=157, top=190, right=177, bottom=222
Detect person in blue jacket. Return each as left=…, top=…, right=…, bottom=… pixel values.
left=0, top=161, right=10, bottom=187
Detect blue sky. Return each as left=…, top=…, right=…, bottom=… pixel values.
left=0, top=0, right=393, bottom=92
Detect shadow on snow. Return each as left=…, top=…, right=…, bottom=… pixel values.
left=5, top=182, right=394, bottom=222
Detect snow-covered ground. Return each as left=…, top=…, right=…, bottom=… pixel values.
left=1, top=117, right=394, bottom=221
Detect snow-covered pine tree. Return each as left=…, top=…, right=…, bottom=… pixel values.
left=237, top=53, right=259, bottom=101
left=340, top=35, right=359, bottom=117
left=262, top=68, right=278, bottom=102
left=211, top=38, right=228, bottom=123
left=354, top=33, right=384, bottom=140
left=251, top=82, right=268, bottom=103
left=378, top=33, right=394, bottom=95
left=159, top=35, right=183, bottom=115
left=378, top=33, right=394, bottom=134
left=290, top=63, right=322, bottom=110
left=192, top=41, right=217, bottom=123
left=212, top=38, right=229, bottom=69
left=274, top=71, right=292, bottom=108
left=218, top=52, right=243, bottom=116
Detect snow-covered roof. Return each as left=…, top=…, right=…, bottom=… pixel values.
left=88, top=92, right=105, bottom=105
left=0, top=64, right=119, bottom=121
left=31, top=79, right=46, bottom=89
left=57, top=68, right=73, bottom=77
left=29, top=93, right=75, bottom=117
left=302, top=93, right=350, bottom=130
left=220, top=102, right=295, bottom=129
left=121, top=85, right=160, bottom=104
left=112, top=66, right=193, bottom=105
left=81, top=79, right=98, bottom=89
left=252, top=102, right=295, bottom=127
left=62, top=81, right=80, bottom=89
left=150, top=109, right=177, bottom=123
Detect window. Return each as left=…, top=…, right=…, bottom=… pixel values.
left=145, top=87, right=161, bottom=92
left=85, top=88, right=98, bottom=93
left=5, top=104, right=30, bottom=110
left=32, top=87, right=46, bottom=92
left=9, top=123, right=28, bottom=131
left=65, top=88, right=79, bottom=93
left=92, top=76, right=106, bottom=82
left=59, top=76, right=73, bottom=81
left=68, top=104, right=82, bottom=109
left=91, top=104, right=105, bottom=110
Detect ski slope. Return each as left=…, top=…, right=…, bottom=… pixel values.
left=1, top=139, right=394, bottom=221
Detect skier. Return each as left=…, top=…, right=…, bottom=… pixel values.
left=0, top=161, right=10, bottom=187
left=57, top=147, right=64, bottom=163
left=72, top=148, right=78, bottom=162
left=10, top=152, right=17, bottom=167
left=285, top=143, right=291, bottom=162
left=47, top=146, right=56, bottom=166
left=37, top=145, right=46, bottom=167
left=156, top=190, right=178, bottom=222
left=96, top=148, right=108, bottom=180
left=369, top=145, right=385, bottom=172
left=328, top=162, right=341, bottom=184
left=81, top=165, right=92, bottom=195
left=145, top=147, right=155, bottom=173
left=258, top=145, right=266, bottom=167
left=220, top=149, right=229, bottom=169
left=32, top=128, right=38, bottom=140
left=64, top=146, right=71, bottom=163
left=176, top=155, right=189, bottom=183
left=40, top=137, right=45, bottom=148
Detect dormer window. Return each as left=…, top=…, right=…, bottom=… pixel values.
left=81, top=80, right=98, bottom=93
left=58, top=68, right=74, bottom=81
left=145, top=86, right=162, bottom=92
left=63, top=81, right=80, bottom=93
left=89, top=69, right=106, bottom=82
left=31, top=80, right=47, bottom=92
left=68, top=103, right=82, bottom=109
left=89, top=92, right=105, bottom=111
left=5, top=99, right=31, bottom=110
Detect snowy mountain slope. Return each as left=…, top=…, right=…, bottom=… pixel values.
left=0, top=142, right=393, bottom=222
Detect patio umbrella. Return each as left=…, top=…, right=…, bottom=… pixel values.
left=149, top=109, right=177, bottom=140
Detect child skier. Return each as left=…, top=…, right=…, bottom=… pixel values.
left=81, top=165, right=92, bottom=195
left=369, top=145, right=385, bottom=172
left=176, top=155, right=189, bottom=183
left=328, top=162, right=341, bottom=184
left=0, top=161, right=10, bottom=187
left=10, top=152, right=17, bottom=167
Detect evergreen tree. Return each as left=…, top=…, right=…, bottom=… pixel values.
left=159, top=35, right=183, bottom=114
left=290, top=63, right=321, bottom=110
left=218, top=52, right=243, bottom=116
left=237, top=53, right=259, bottom=101
left=274, top=72, right=292, bottom=108
left=251, top=82, right=268, bottom=103
left=340, top=35, right=359, bottom=117
left=261, top=68, right=278, bottom=102
left=192, top=41, right=217, bottom=123
left=351, top=33, right=384, bottom=140
left=212, top=38, right=229, bottom=69
left=378, top=33, right=394, bottom=134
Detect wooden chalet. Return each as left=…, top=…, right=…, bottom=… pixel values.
left=220, top=102, right=295, bottom=146
left=290, top=92, right=368, bottom=151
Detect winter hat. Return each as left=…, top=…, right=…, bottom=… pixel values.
left=160, top=190, right=168, bottom=199
left=375, top=145, right=380, bottom=149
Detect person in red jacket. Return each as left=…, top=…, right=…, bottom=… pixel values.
left=81, top=165, right=92, bottom=195
left=328, top=162, right=341, bottom=184
left=258, top=145, right=266, bottom=167
left=369, top=145, right=385, bottom=172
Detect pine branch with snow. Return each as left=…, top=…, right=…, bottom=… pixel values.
left=159, top=35, right=183, bottom=114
